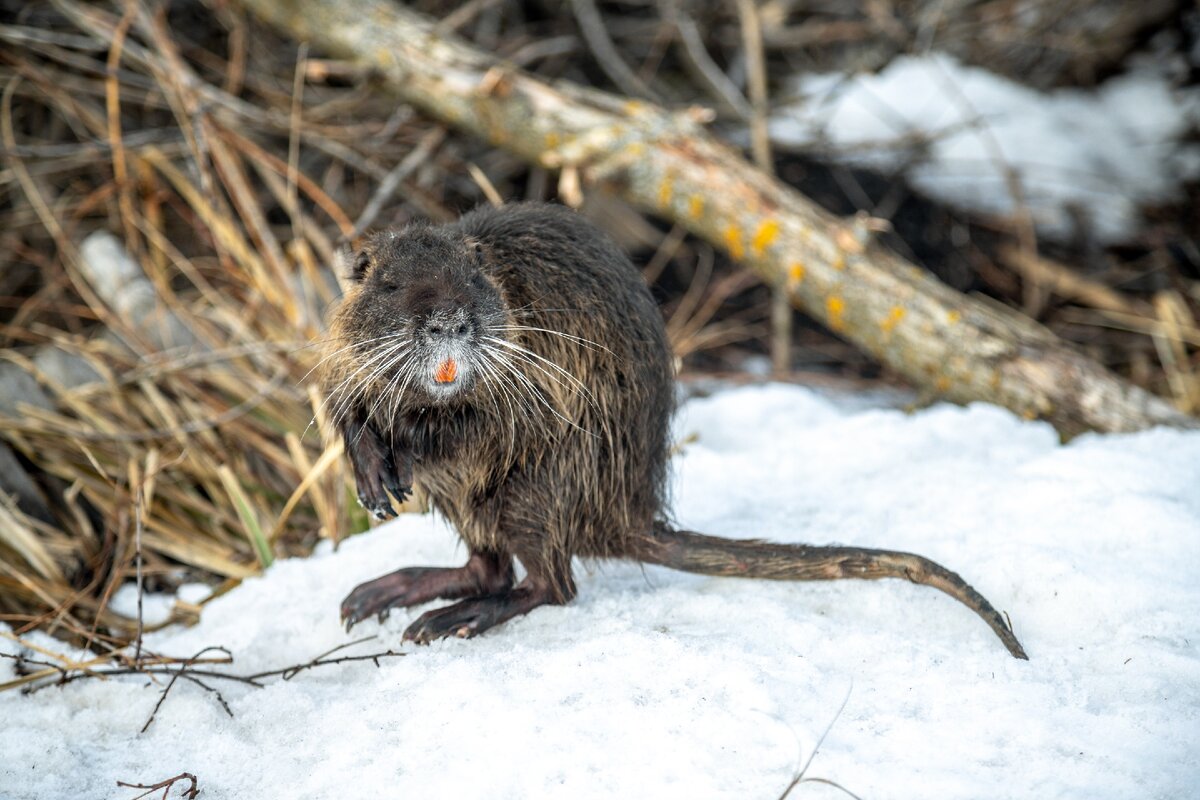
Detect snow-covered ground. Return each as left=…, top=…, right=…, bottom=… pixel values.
left=769, top=54, right=1200, bottom=244
left=3, top=384, right=1200, bottom=799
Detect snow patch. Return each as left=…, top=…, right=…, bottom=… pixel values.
left=770, top=54, right=1200, bottom=244
left=3, top=385, right=1199, bottom=798
left=108, top=584, right=175, bottom=627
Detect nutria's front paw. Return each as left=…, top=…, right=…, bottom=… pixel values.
left=357, top=484, right=397, bottom=521
left=347, top=424, right=407, bottom=520
left=355, top=468, right=412, bottom=521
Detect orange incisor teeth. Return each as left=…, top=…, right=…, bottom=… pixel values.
left=434, top=358, right=458, bottom=383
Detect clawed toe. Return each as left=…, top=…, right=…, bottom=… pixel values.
left=402, top=606, right=482, bottom=644
left=339, top=563, right=507, bottom=633
left=340, top=577, right=407, bottom=630
left=356, top=488, right=396, bottom=521
left=400, top=586, right=556, bottom=644
left=382, top=477, right=412, bottom=507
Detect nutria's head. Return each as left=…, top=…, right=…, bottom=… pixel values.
left=325, top=226, right=508, bottom=412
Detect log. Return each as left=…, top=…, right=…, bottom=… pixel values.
left=239, top=0, right=1197, bottom=437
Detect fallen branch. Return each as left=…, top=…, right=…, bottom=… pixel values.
left=238, top=0, right=1197, bottom=436
left=4, top=635, right=405, bottom=731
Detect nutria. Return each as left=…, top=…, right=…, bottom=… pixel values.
left=319, top=202, right=1026, bottom=659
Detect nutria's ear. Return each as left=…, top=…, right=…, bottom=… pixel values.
left=353, top=250, right=372, bottom=280
left=335, top=244, right=372, bottom=282
left=466, top=239, right=486, bottom=264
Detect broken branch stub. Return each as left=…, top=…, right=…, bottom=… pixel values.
left=239, top=0, right=1197, bottom=436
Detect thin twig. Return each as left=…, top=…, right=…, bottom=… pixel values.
left=570, top=0, right=662, bottom=102
left=778, top=685, right=856, bottom=800
left=8, top=633, right=406, bottom=732
left=734, top=0, right=790, bottom=375
left=178, top=672, right=234, bottom=718
left=352, top=127, right=446, bottom=237
left=246, top=635, right=399, bottom=681
left=141, top=645, right=232, bottom=733
left=133, top=481, right=144, bottom=664
left=466, top=161, right=504, bottom=208
left=659, top=0, right=750, bottom=118
left=435, top=0, right=504, bottom=33
left=926, top=58, right=1040, bottom=312
left=116, top=771, right=199, bottom=800
left=287, top=41, right=308, bottom=247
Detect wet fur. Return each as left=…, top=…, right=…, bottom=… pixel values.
left=323, top=203, right=673, bottom=604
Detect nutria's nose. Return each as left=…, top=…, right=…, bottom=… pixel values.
left=425, top=319, right=472, bottom=339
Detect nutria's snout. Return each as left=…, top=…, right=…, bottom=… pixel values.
left=418, top=308, right=480, bottom=401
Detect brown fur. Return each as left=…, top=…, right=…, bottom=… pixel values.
left=319, top=202, right=1026, bottom=658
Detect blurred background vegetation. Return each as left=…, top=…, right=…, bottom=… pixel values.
left=0, top=0, right=1196, bottom=649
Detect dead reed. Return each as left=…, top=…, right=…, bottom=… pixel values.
left=0, top=0, right=1195, bottom=652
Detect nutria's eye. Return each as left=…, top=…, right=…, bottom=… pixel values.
left=470, top=241, right=485, bottom=261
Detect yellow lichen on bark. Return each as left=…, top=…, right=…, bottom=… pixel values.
left=722, top=226, right=744, bottom=260
left=827, top=296, right=846, bottom=331
left=751, top=219, right=779, bottom=257
left=881, top=306, right=906, bottom=333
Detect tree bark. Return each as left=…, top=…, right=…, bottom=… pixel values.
left=239, top=0, right=1196, bottom=437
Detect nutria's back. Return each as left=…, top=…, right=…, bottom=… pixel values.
left=455, top=203, right=675, bottom=560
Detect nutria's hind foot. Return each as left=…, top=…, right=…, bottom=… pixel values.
left=341, top=553, right=514, bottom=631
left=341, top=567, right=465, bottom=630
left=402, top=584, right=560, bottom=644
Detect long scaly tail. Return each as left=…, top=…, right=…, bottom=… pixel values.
left=631, top=523, right=1027, bottom=659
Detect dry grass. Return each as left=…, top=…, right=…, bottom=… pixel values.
left=0, top=0, right=770, bottom=651
left=0, top=0, right=387, bottom=646
left=0, top=0, right=1195, bottom=650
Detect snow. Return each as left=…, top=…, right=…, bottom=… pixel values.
left=769, top=54, right=1200, bottom=244
left=108, top=585, right=175, bottom=628
left=3, top=384, right=1200, bottom=799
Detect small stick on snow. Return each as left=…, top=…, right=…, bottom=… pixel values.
left=116, top=771, right=200, bottom=800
